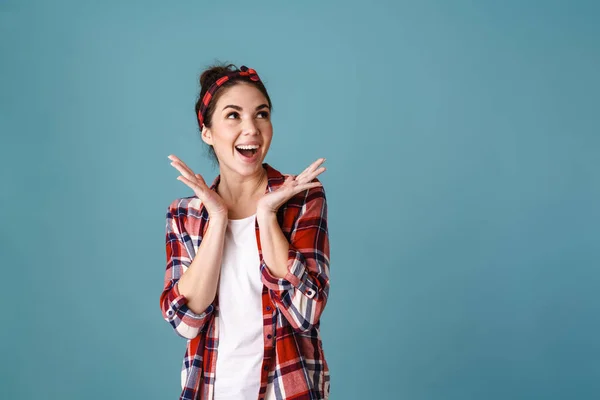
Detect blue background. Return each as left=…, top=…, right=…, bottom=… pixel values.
left=1, top=0, right=599, bottom=399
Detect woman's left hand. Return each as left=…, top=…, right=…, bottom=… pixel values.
left=257, top=158, right=327, bottom=214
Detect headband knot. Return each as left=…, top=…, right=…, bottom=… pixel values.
left=239, top=65, right=260, bottom=81
left=197, top=65, right=262, bottom=128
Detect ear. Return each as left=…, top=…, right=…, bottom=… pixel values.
left=201, top=126, right=213, bottom=145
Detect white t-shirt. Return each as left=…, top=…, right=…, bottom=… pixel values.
left=213, top=214, right=264, bottom=399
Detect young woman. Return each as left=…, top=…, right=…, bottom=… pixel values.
left=160, top=64, right=331, bottom=400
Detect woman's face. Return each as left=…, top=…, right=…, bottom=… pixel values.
left=202, top=82, right=273, bottom=177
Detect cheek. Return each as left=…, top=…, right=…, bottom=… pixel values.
left=210, top=127, right=237, bottom=145
left=260, top=121, right=274, bottom=136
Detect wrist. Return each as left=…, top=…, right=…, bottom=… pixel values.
left=256, top=208, right=277, bottom=221
left=208, top=213, right=229, bottom=226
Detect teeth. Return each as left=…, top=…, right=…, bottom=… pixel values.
left=236, top=145, right=259, bottom=150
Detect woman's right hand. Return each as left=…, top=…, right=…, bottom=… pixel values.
left=168, top=154, right=228, bottom=219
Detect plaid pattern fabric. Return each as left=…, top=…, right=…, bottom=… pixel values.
left=160, top=163, right=331, bottom=400
left=197, top=65, right=261, bottom=128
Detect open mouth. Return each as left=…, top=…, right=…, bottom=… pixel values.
left=236, top=148, right=258, bottom=157
left=235, top=145, right=260, bottom=161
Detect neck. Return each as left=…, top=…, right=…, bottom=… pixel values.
left=216, top=165, right=268, bottom=205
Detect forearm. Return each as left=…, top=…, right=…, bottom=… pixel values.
left=177, top=216, right=228, bottom=314
left=256, top=188, right=330, bottom=333
left=257, top=211, right=290, bottom=279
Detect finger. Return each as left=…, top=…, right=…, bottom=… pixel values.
left=308, top=157, right=326, bottom=171
left=309, top=166, right=326, bottom=180
left=177, top=175, right=204, bottom=194
left=195, top=173, right=210, bottom=189
left=168, top=155, right=196, bottom=176
left=297, top=166, right=326, bottom=184
left=298, top=159, right=321, bottom=176
left=171, top=161, right=196, bottom=181
left=294, top=181, right=323, bottom=194
left=297, top=158, right=326, bottom=181
left=168, top=154, right=185, bottom=164
left=172, top=159, right=195, bottom=177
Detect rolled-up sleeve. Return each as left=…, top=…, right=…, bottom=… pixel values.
left=160, top=200, right=214, bottom=339
left=261, top=185, right=331, bottom=332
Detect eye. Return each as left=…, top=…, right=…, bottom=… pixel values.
left=257, top=111, right=270, bottom=118
left=226, top=112, right=239, bottom=119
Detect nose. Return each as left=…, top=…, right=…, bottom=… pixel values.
left=240, top=116, right=259, bottom=135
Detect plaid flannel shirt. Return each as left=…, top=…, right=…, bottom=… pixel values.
left=160, top=163, right=331, bottom=400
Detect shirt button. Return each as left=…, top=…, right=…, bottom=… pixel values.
left=266, top=306, right=272, bottom=311
left=167, top=310, right=174, bottom=316
left=267, top=334, right=272, bottom=339
left=264, top=366, right=269, bottom=371
left=306, top=290, right=312, bottom=296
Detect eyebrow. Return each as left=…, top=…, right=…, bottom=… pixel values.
left=222, top=104, right=270, bottom=112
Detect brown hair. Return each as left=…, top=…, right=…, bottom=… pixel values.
left=194, top=62, right=273, bottom=165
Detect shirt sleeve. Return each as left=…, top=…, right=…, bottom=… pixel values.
left=260, top=184, right=331, bottom=333
left=159, top=200, right=214, bottom=340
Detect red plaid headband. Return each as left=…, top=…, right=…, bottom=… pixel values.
left=197, top=65, right=261, bottom=128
